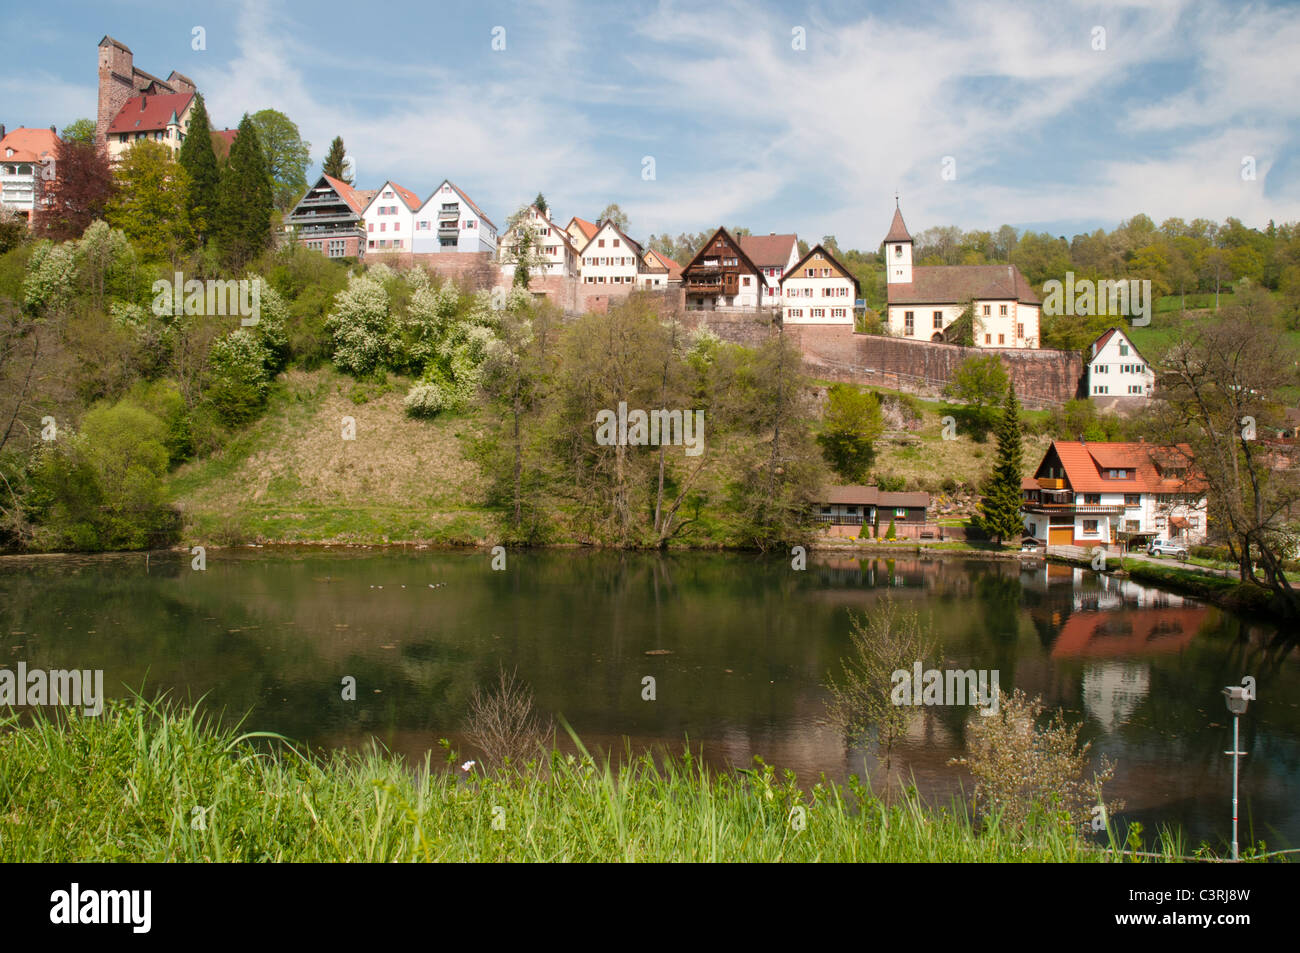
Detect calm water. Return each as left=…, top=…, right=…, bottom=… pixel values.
left=1, top=547, right=1297, bottom=849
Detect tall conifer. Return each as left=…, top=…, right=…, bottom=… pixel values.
left=977, top=380, right=1025, bottom=544
left=215, top=113, right=274, bottom=267
left=177, top=93, right=220, bottom=247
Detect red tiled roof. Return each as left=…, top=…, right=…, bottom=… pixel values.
left=886, top=264, right=1041, bottom=305
left=210, top=128, right=236, bottom=160
left=884, top=206, right=911, bottom=243
left=106, top=92, right=194, bottom=135
left=644, top=249, right=682, bottom=279
left=0, top=128, right=59, bottom=163
left=568, top=217, right=598, bottom=241
left=322, top=174, right=369, bottom=214
left=1038, top=440, right=1202, bottom=494
left=738, top=233, right=798, bottom=269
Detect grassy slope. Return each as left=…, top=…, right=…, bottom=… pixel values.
left=167, top=367, right=494, bottom=545
left=167, top=367, right=1050, bottom=546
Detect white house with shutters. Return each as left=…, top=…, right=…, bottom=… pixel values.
left=362, top=180, right=420, bottom=253
left=1088, top=327, right=1155, bottom=398
left=738, top=233, right=799, bottom=309
left=579, top=221, right=643, bottom=288
left=498, top=204, right=578, bottom=279
left=413, top=180, right=497, bottom=254
left=780, top=244, right=859, bottom=324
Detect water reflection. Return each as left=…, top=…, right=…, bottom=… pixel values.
left=0, top=547, right=1295, bottom=848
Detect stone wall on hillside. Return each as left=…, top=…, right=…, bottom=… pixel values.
left=367, top=251, right=498, bottom=291
left=789, top=325, right=1085, bottom=407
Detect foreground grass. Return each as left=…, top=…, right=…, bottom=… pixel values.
left=0, top=699, right=1202, bottom=863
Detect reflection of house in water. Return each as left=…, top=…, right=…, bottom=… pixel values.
left=1081, top=661, right=1150, bottom=732
left=1050, top=607, right=1207, bottom=658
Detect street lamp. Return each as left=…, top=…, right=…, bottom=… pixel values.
left=1222, top=685, right=1251, bottom=861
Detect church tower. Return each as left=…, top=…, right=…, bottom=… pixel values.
left=884, top=199, right=913, bottom=285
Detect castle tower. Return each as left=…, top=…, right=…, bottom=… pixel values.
left=96, top=36, right=136, bottom=148
left=884, top=199, right=913, bottom=285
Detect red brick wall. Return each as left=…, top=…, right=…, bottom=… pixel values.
left=789, top=325, right=1084, bottom=407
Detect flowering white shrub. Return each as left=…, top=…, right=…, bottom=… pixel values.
left=403, top=381, right=448, bottom=418
left=23, top=241, right=77, bottom=311
left=325, top=274, right=397, bottom=375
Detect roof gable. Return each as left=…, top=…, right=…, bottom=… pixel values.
left=1035, top=440, right=1201, bottom=494
left=420, top=180, right=496, bottom=230
left=884, top=205, right=911, bottom=243
left=364, top=180, right=422, bottom=215
left=581, top=220, right=642, bottom=257
left=1090, top=326, right=1149, bottom=365
left=781, top=244, right=861, bottom=295
left=567, top=216, right=599, bottom=242
left=106, top=92, right=194, bottom=135
left=681, top=227, right=764, bottom=276
left=0, top=128, right=59, bottom=163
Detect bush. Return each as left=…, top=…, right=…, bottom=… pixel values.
left=206, top=329, right=272, bottom=426
left=25, top=399, right=180, bottom=551
left=886, top=520, right=896, bottom=540
left=403, top=381, right=449, bottom=418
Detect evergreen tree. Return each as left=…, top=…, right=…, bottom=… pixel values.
left=322, top=136, right=349, bottom=182
left=533, top=192, right=548, bottom=217
left=215, top=114, right=274, bottom=268
left=976, top=380, right=1025, bottom=545
left=177, top=93, right=220, bottom=246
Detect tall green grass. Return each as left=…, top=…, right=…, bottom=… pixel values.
left=0, top=698, right=1203, bottom=862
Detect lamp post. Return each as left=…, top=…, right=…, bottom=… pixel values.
left=1222, top=685, right=1251, bottom=861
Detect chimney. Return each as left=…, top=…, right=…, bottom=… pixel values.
left=0, top=124, right=6, bottom=140
left=1078, top=433, right=1085, bottom=444
left=770, top=231, right=775, bottom=236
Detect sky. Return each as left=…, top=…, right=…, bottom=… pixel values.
left=4, top=0, right=1299, bottom=248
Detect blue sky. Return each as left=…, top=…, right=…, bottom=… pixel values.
left=5, top=0, right=1298, bottom=248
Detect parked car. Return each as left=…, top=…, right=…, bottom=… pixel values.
left=1148, top=538, right=1188, bottom=559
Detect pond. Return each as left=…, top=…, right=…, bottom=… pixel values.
left=1, top=547, right=1295, bottom=850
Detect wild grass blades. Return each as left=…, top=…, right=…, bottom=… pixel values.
left=0, top=697, right=1241, bottom=863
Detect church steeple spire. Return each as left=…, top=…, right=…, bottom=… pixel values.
left=884, top=200, right=913, bottom=284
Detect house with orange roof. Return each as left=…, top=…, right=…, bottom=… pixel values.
left=413, top=180, right=497, bottom=254
left=1021, top=439, right=1208, bottom=549
left=738, top=232, right=799, bottom=308
left=565, top=216, right=599, bottom=252
left=780, top=243, right=859, bottom=325
left=638, top=248, right=681, bottom=289
left=578, top=220, right=644, bottom=290
left=883, top=202, right=1041, bottom=348
left=285, top=174, right=369, bottom=258
left=361, top=180, right=422, bottom=254
left=0, top=125, right=59, bottom=224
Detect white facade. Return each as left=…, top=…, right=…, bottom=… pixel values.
left=363, top=181, right=418, bottom=253
left=579, top=222, right=642, bottom=288
left=780, top=246, right=856, bottom=325
left=886, top=299, right=1040, bottom=347
left=886, top=237, right=912, bottom=284
left=1022, top=488, right=1207, bottom=547
left=1088, top=328, right=1154, bottom=397
left=499, top=205, right=577, bottom=279
left=413, top=180, right=497, bottom=254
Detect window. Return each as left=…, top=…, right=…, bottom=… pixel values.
left=1093, top=385, right=1109, bottom=394
left=613, top=239, right=620, bottom=247
left=895, top=245, right=902, bottom=257
left=933, top=311, right=943, bottom=328
left=368, top=224, right=374, bottom=232
left=1000, top=304, right=1008, bottom=315
left=743, top=276, right=751, bottom=286
left=1084, top=494, right=1100, bottom=505
left=895, top=508, right=907, bottom=518
left=1017, top=323, right=1024, bottom=338
left=368, top=240, right=375, bottom=248
left=982, top=305, right=991, bottom=315
left=811, top=308, right=824, bottom=317
left=806, top=268, right=815, bottom=277
left=1129, top=385, right=1144, bottom=394
left=904, top=311, right=914, bottom=335
left=598, top=239, right=605, bottom=248
left=1119, top=343, right=1129, bottom=356
left=998, top=334, right=1005, bottom=344
left=985, top=334, right=992, bottom=344
left=1083, top=520, right=1099, bottom=534
left=832, top=308, right=846, bottom=318
left=1094, top=364, right=1107, bottom=374
left=789, top=308, right=802, bottom=317
left=1125, top=494, right=1140, bottom=506
left=380, top=223, right=386, bottom=232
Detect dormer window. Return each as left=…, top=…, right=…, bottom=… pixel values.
left=895, top=245, right=902, bottom=257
